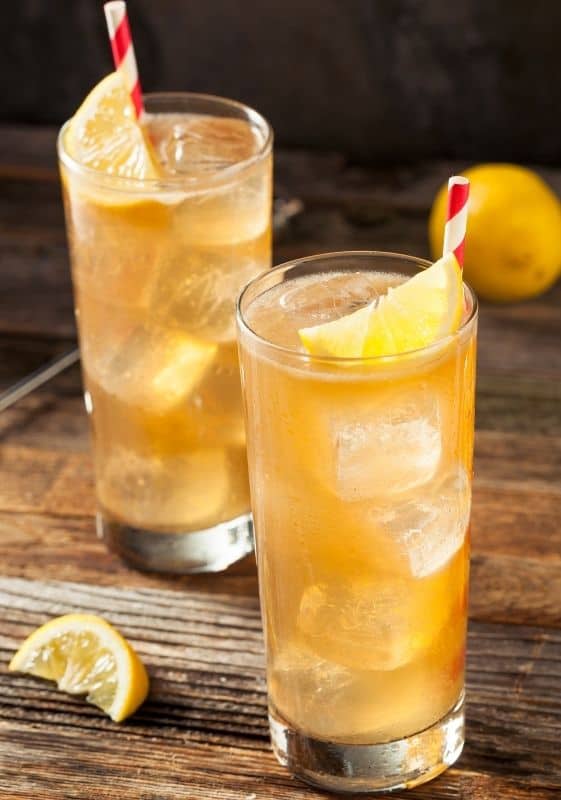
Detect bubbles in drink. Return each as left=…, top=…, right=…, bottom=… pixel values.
left=67, top=195, right=170, bottom=308
left=188, top=343, right=247, bottom=447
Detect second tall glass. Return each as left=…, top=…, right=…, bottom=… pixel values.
left=59, top=93, right=272, bottom=573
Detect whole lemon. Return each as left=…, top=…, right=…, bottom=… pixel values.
left=429, top=164, right=561, bottom=302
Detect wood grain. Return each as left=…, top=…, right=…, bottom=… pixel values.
left=0, top=507, right=560, bottom=626
left=1, top=578, right=561, bottom=799
left=1, top=729, right=559, bottom=800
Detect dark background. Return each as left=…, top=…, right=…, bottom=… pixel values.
left=2, top=0, right=560, bottom=163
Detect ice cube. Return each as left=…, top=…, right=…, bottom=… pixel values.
left=273, top=644, right=355, bottom=696
left=272, top=642, right=441, bottom=742
left=297, top=577, right=446, bottom=672
left=278, top=271, right=394, bottom=317
left=271, top=644, right=356, bottom=732
left=151, top=251, right=263, bottom=342
left=98, top=446, right=229, bottom=529
left=154, top=115, right=262, bottom=176
left=91, top=325, right=217, bottom=412
left=376, top=469, right=470, bottom=578
left=329, top=391, right=442, bottom=500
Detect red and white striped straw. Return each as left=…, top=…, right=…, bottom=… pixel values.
left=443, top=175, right=470, bottom=267
left=104, top=1, right=144, bottom=119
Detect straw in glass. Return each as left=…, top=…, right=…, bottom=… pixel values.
left=104, top=1, right=144, bottom=119
left=443, top=175, right=470, bottom=266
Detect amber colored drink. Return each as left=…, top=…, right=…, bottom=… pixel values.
left=237, top=252, right=477, bottom=793
left=59, top=95, right=272, bottom=573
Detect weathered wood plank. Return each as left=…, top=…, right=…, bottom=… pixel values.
left=0, top=578, right=560, bottom=798
left=0, top=502, right=559, bottom=626
left=0, top=449, right=94, bottom=515
left=475, top=430, right=561, bottom=490
left=469, top=553, right=561, bottom=627
left=2, top=427, right=559, bottom=542
left=0, top=512, right=259, bottom=598
left=0, top=390, right=88, bottom=452
left=471, top=485, right=561, bottom=560
left=476, top=299, right=561, bottom=378
left=476, top=374, right=561, bottom=436
left=2, top=367, right=559, bottom=447
left=2, top=724, right=560, bottom=800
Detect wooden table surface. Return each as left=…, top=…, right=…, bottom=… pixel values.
left=1, top=126, right=560, bottom=799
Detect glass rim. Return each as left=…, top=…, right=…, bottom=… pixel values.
left=237, top=250, right=478, bottom=366
left=57, top=90, right=273, bottom=193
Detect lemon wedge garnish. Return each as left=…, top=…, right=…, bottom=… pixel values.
left=298, top=253, right=464, bottom=358
left=64, top=71, right=158, bottom=179
left=9, top=614, right=149, bottom=722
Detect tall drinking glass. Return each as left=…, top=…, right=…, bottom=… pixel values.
left=237, top=252, right=477, bottom=793
left=59, top=94, right=272, bottom=573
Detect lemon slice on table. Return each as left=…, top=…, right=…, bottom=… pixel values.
left=63, top=71, right=158, bottom=179
left=299, top=252, right=464, bottom=358
left=9, top=614, right=149, bottom=722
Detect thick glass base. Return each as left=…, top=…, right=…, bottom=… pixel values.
left=269, top=693, right=465, bottom=794
left=98, top=510, right=254, bottom=574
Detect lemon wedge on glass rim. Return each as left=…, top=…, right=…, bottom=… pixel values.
left=9, top=613, right=149, bottom=722
left=63, top=71, right=158, bottom=180
left=298, top=252, right=464, bottom=358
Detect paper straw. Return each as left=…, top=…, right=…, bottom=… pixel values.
left=104, top=1, right=144, bottom=119
left=443, top=176, right=470, bottom=267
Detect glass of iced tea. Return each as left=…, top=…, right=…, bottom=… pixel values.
left=237, top=251, right=477, bottom=792
left=58, top=84, right=272, bottom=573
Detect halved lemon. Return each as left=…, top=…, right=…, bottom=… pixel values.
left=298, top=253, right=464, bottom=358
left=63, top=71, right=158, bottom=180
left=9, top=614, right=149, bottom=722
